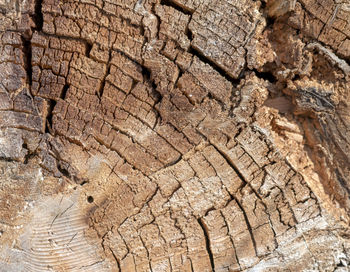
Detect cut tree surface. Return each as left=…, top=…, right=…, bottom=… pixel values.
left=0, top=0, right=350, bottom=271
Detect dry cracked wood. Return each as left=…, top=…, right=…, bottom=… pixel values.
left=1, top=0, right=350, bottom=271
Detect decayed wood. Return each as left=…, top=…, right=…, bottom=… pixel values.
left=0, top=0, right=350, bottom=271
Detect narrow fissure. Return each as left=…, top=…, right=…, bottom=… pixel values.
left=21, top=36, right=32, bottom=86
left=151, top=3, right=161, bottom=40
left=85, top=42, right=93, bottom=57
left=22, top=143, right=35, bottom=164
left=80, top=180, right=89, bottom=186
left=45, top=99, right=56, bottom=134
left=57, top=163, right=71, bottom=178
left=60, top=84, right=69, bottom=100
left=163, top=154, right=182, bottom=168
left=207, top=92, right=227, bottom=112
left=98, top=52, right=112, bottom=98
left=109, top=248, right=122, bottom=271
left=252, top=68, right=277, bottom=83
left=234, top=199, right=258, bottom=256
left=264, top=16, right=275, bottom=30
left=160, top=0, right=194, bottom=15
left=186, top=26, right=193, bottom=40
left=142, top=66, right=163, bottom=104
left=98, top=79, right=107, bottom=98
left=220, top=210, right=242, bottom=269
left=197, top=218, right=215, bottom=272
left=210, top=144, right=248, bottom=187
left=189, top=259, right=195, bottom=272
left=33, top=0, right=43, bottom=31
left=189, top=42, right=241, bottom=86
left=0, top=157, right=17, bottom=162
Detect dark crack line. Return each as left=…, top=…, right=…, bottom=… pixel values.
left=234, top=198, right=258, bottom=256
left=85, top=42, right=93, bottom=57
left=206, top=143, right=262, bottom=256
left=188, top=42, right=240, bottom=86
left=21, top=36, right=32, bottom=88
left=197, top=218, right=215, bottom=272
left=97, top=51, right=112, bottom=99
left=33, top=0, right=43, bottom=31
left=109, top=247, right=122, bottom=272
left=139, top=235, right=154, bottom=272
left=0, top=157, right=18, bottom=162
left=60, top=84, right=69, bottom=100
left=220, top=210, right=242, bottom=270
left=160, top=0, right=194, bottom=15
left=252, top=68, right=277, bottom=83
left=45, top=99, right=56, bottom=134
left=210, top=144, right=249, bottom=187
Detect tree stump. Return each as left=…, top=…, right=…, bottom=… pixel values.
left=0, top=0, right=350, bottom=271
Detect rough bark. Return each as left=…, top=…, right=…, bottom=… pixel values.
left=0, top=0, right=350, bottom=271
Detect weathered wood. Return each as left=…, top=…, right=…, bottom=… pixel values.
left=0, top=0, right=350, bottom=271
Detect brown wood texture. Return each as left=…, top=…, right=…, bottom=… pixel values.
left=0, top=0, right=350, bottom=271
